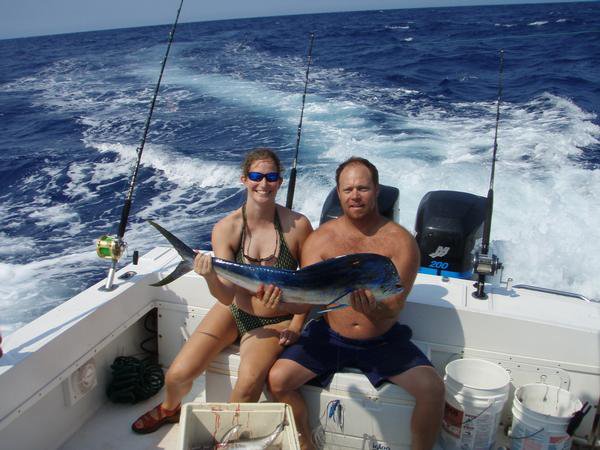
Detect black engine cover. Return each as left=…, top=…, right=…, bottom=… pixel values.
left=415, top=190, right=487, bottom=278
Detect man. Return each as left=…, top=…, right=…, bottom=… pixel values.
left=267, top=157, right=445, bottom=450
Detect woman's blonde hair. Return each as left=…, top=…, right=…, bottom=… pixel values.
left=241, top=148, right=282, bottom=176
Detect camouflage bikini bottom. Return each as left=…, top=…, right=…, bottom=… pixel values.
left=229, top=303, right=292, bottom=337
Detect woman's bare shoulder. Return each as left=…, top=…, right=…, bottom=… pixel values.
left=277, top=205, right=313, bottom=233
left=212, top=208, right=243, bottom=240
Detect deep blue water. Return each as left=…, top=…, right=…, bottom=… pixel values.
left=1, top=2, right=599, bottom=334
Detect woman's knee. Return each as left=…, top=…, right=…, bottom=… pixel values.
left=165, top=362, right=195, bottom=386
left=236, top=368, right=267, bottom=394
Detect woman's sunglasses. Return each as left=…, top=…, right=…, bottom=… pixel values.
left=247, top=172, right=280, bottom=182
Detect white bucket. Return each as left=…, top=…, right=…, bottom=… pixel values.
left=510, top=384, right=582, bottom=450
left=441, top=358, right=510, bottom=450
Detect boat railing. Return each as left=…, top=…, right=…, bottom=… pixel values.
left=512, top=284, right=597, bottom=303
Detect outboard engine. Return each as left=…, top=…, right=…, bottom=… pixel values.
left=319, top=184, right=399, bottom=225
left=415, top=190, right=487, bottom=279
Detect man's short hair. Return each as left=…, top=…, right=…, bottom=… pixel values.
left=335, top=156, right=379, bottom=187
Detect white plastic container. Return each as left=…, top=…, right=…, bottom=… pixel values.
left=441, top=358, right=510, bottom=450
left=301, top=369, right=417, bottom=449
left=178, top=402, right=300, bottom=450
left=510, top=384, right=581, bottom=450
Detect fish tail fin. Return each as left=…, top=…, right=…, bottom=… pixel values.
left=150, top=261, right=192, bottom=287
left=148, top=220, right=196, bottom=260
left=148, top=220, right=196, bottom=286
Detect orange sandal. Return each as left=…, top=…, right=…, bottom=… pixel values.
left=131, top=403, right=181, bottom=434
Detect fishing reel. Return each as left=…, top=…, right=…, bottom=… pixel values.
left=472, top=252, right=503, bottom=300
left=97, top=234, right=139, bottom=266
left=96, top=235, right=127, bottom=291
left=97, top=235, right=138, bottom=290
left=96, top=235, right=126, bottom=262
left=472, top=252, right=502, bottom=277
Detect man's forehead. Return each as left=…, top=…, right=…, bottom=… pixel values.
left=338, top=163, right=374, bottom=183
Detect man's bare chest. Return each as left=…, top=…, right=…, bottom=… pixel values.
left=323, top=234, right=393, bottom=260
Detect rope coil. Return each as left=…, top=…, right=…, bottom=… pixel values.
left=106, top=356, right=164, bottom=403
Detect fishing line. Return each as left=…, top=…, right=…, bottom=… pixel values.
left=97, top=0, right=184, bottom=290
left=286, top=32, right=315, bottom=209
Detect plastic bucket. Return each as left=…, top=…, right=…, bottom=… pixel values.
left=510, top=384, right=582, bottom=450
left=441, top=358, right=510, bottom=450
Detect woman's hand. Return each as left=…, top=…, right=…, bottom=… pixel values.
left=255, top=283, right=282, bottom=309
left=279, top=328, right=300, bottom=346
left=194, top=251, right=215, bottom=277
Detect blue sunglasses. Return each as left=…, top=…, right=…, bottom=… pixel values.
left=247, top=171, right=280, bottom=182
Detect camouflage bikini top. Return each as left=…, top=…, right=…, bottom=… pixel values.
left=235, top=204, right=298, bottom=270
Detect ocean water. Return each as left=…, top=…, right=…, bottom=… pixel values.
left=1, top=2, right=599, bottom=335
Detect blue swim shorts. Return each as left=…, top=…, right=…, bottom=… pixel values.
left=279, top=318, right=432, bottom=388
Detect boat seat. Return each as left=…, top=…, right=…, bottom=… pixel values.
left=206, top=339, right=431, bottom=401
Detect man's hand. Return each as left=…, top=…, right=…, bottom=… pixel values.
left=256, top=283, right=282, bottom=309
left=349, top=288, right=377, bottom=314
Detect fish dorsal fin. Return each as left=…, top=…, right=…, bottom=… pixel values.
left=297, top=253, right=391, bottom=277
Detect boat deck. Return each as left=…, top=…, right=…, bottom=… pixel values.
left=60, top=369, right=206, bottom=450
left=59, top=395, right=514, bottom=450
left=60, top=393, right=180, bottom=450
left=59, top=397, right=447, bottom=450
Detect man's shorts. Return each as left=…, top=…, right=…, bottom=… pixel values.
left=280, top=318, right=432, bottom=388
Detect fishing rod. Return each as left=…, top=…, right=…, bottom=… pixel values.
left=473, top=50, right=504, bottom=299
left=96, top=0, right=184, bottom=290
left=286, top=32, right=315, bottom=209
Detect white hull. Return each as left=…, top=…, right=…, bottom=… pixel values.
left=1, top=246, right=598, bottom=449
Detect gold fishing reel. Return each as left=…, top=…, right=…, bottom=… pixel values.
left=96, top=235, right=125, bottom=261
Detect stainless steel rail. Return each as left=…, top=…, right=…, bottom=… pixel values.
left=512, top=284, right=597, bottom=303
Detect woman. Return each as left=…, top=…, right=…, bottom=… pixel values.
left=132, top=148, right=313, bottom=434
